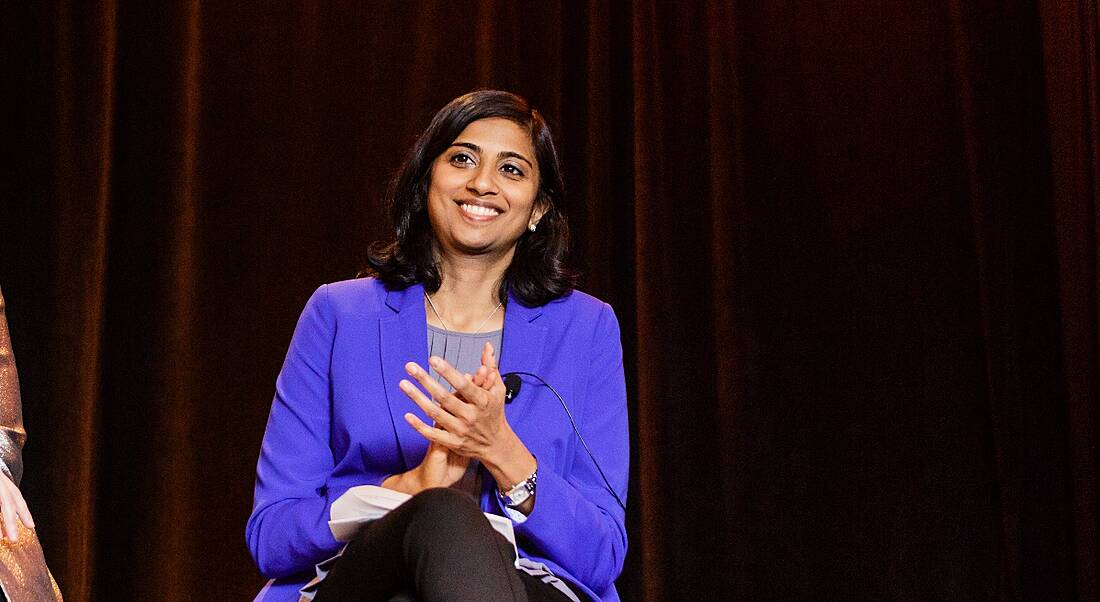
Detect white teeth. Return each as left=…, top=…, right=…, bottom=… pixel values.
left=460, top=203, right=500, bottom=217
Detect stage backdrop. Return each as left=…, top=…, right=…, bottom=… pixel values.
left=1, top=1, right=1097, bottom=600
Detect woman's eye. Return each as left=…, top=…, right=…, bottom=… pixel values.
left=450, top=153, right=475, bottom=166
left=501, top=164, right=525, bottom=177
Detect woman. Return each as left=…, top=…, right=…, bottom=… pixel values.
left=247, top=90, right=628, bottom=602
left=0, top=287, right=63, bottom=601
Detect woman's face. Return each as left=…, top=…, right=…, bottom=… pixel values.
left=426, top=117, right=545, bottom=260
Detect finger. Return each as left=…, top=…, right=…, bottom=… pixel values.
left=399, top=379, right=463, bottom=433
left=404, top=412, right=464, bottom=449
left=481, top=341, right=496, bottom=371
left=476, top=341, right=505, bottom=391
left=482, top=341, right=501, bottom=374
left=475, top=345, right=506, bottom=400
left=472, top=365, right=490, bottom=389
left=1, top=499, right=16, bottom=542
left=404, top=360, right=462, bottom=400
left=16, top=497, right=33, bottom=530
left=428, top=357, right=489, bottom=408
left=489, top=368, right=507, bottom=398
left=405, top=361, right=476, bottom=418
left=9, top=490, right=32, bottom=530
left=416, top=357, right=469, bottom=393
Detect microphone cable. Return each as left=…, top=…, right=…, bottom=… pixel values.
left=502, top=370, right=627, bottom=512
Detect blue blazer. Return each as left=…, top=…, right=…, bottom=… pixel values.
left=246, top=278, right=629, bottom=601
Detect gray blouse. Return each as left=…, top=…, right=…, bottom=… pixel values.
left=426, top=324, right=503, bottom=386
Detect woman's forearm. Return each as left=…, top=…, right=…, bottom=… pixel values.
left=480, top=426, right=538, bottom=514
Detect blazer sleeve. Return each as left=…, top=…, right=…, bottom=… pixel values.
left=499, top=302, right=629, bottom=594
left=246, top=284, right=345, bottom=578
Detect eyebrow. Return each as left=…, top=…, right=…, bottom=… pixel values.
left=450, top=142, right=534, bottom=168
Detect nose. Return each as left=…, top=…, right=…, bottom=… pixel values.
left=466, top=163, right=498, bottom=196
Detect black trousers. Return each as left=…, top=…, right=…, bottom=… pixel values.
left=313, top=488, right=577, bottom=602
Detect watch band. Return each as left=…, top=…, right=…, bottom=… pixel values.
left=498, top=468, right=538, bottom=507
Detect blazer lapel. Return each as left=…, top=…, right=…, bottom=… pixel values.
left=499, top=292, right=548, bottom=413
left=379, top=284, right=430, bottom=471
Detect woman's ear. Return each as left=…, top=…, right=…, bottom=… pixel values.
left=530, top=197, right=550, bottom=229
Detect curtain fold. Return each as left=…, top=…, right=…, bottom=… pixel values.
left=1, top=1, right=1097, bottom=599
left=41, top=2, right=118, bottom=599
left=1040, top=1, right=1100, bottom=599
left=145, top=0, right=202, bottom=594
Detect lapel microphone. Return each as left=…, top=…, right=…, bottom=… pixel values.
left=503, top=373, right=522, bottom=403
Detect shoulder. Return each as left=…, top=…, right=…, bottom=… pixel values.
left=537, top=289, right=620, bottom=339
left=291, top=278, right=400, bottom=329
left=310, top=277, right=391, bottom=314
left=540, top=288, right=613, bottom=317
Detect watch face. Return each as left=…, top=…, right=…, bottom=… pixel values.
left=506, top=486, right=531, bottom=507
left=500, top=470, right=537, bottom=507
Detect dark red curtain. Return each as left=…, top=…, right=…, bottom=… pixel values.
left=1, top=1, right=1097, bottom=600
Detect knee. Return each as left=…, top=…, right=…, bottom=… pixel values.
left=401, top=488, right=488, bottom=540
left=406, top=487, right=480, bottom=524
left=400, top=488, right=497, bottom=560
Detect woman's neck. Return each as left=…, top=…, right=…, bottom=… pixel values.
left=427, top=252, right=510, bottom=332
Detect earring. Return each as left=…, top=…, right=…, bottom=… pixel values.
left=528, top=222, right=537, bottom=232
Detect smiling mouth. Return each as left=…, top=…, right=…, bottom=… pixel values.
left=457, top=202, right=502, bottom=219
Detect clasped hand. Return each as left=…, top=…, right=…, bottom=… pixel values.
left=380, top=341, right=536, bottom=497
left=398, top=342, right=514, bottom=461
left=382, top=342, right=537, bottom=506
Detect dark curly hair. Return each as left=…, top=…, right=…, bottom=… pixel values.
left=362, top=90, right=576, bottom=307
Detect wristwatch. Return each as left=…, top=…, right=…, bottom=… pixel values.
left=498, top=469, right=537, bottom=507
